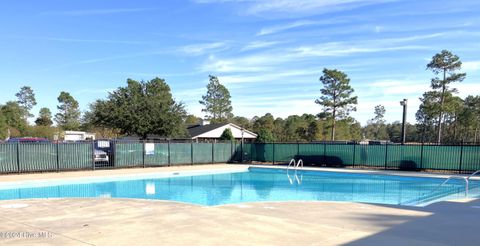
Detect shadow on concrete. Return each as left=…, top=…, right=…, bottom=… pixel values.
left=342, top=198, right=480, bottom=245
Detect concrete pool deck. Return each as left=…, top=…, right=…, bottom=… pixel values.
left=0, top=164, right=479, bottom=245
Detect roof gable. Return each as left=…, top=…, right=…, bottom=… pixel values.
left=187, top=123, right=257, bottom=139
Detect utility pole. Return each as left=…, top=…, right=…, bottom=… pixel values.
left=400, top=99, right=408, bottom=145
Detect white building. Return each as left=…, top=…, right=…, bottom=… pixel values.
left=187, top=122, right=257, bottom=141
left=64, top=131, right=96, bottom=142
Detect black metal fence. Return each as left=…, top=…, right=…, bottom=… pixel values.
left=0, top=140, right=242, bottom=174
left=1, top=140, right=479, bottom=174
left=242, top=142, right=480, bottom=173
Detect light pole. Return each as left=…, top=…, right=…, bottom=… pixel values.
left=240, top=128, right=244, bottom=163
left=400, top=99, right=408, bottom=144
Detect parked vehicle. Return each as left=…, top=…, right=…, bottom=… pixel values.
left=94, top=149, right=109, bottom=163
left=7, top=137, right=50, bottom=143
left=94, top=140, right=114, bottom=167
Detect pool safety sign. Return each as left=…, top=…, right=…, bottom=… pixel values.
left=145, top=143, right=155, bottom=155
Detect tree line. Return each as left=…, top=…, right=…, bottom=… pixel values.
left=0, top=50, right=478, bottom=143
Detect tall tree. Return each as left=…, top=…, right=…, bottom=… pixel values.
left=90, top=78, right=187, bottom=139
left=0, top=113, right=8, bottom=140
left=459, top=96, right=480, bottom=142
left=230, top=116, right=252, bottom=130
left=35, top=107, right=53, bottom=126
left=15, top=86, right=37, bottom=118
left=219, top=128, right=234, bottom=141
left=184, top=115, right=202, bottom=126
left=256, top=128, right=275, bottom=143
left=55, top=91, right=81, bottom=130
left=366, top=105, right=388, bottom=140
left=252, top=113, right=277, bottom=142
left=372, top=105, right=386, bottom=124
left=199, top=75, right=233, bottom=123
left=0, top=101, right=28, bottom=135
left=416, top=91, right=440, bottom=142
left=426, top=50, right=466, bottom=143
left=315, top=68, right=357, bottom=141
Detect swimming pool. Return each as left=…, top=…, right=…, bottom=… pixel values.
left=0, top=167, right=478, bottom=207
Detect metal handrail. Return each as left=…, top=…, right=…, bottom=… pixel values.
left=296, top=159, right=303, bottom=169
left=287, top=159, right=303, bottom=184
left=434, top=176, right=470, bottom=196
left=467, top=170, right=480, bottom=180
left=439, top=176, right=469, bottom=187
left=287, top=159, right=296, bottom=171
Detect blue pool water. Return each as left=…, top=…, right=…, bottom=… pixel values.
left=0, top=167, right=478, bottom=206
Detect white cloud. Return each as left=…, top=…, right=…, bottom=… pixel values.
left=368, top=80, right=430, bottom=95
left=457, top=83, right=480, bottom=98
left=294, top=44, right=427, bottom=57
left=241, top=41, right=280, bottom=51
left=218, top=69, right=320, bottom=84
left=250, top=0, right=393, bottom=14
left=200, top=33, right=440, bottom=74
left=180, top=42, right=229, bottom=56
left=463, top=61, right=480, bottom=71
left=233, top=98, right=318, bottom=118
left=257, top=20, right=319, bottom=36
left=200, top=54, right=279, bottom=73
left=193, top=0, right=396, bottom=17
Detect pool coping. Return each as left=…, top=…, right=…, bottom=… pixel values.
left=248, top=164, right=480, bottom=181
left=0, top=166, right=250, bottom=190
left=0, top=164, right=478, bottom=208
left=1, top=163, right=479, bottom=189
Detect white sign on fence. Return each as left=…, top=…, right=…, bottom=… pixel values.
left=97, top=141, right=110, bottom=148
left=145, top=143, right=155, bottom=155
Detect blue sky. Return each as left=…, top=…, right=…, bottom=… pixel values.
left=0, top=0, right=479, bottom=125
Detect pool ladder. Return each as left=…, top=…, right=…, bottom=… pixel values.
left=287, top=159, right=303, bottom=185
left=287, top=158, right=303, bottom=171
left=434, top=170, right=480, bottom=196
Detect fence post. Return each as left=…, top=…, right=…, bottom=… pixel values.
left=167, top=140, right=171, bottom=166
left=56, top=142, right=60, bottom=172
left=113, top=139, right=117, bottom=168
left=459, top=141, right=464, bottom=173
left=420, top=142, right=424, bottom=170
left=212, top=141, right=215, bottom=164
left=191, top=141, right=194, bottom=165
left=384, top=143, right=389, bottom=170
left=323, top=141, right=326, bottom=165
left=91, top=140, right=95, bottom=170
left=297, top=141, right=300, bottom=158
left=230, top=140, right=233, bottom=162
left=241, top=140, right=244, bottom=163
left=251, top=142, right=254, bottom=162
left=272, top=142, right=275, bottom=165
left=16, top=141, right=20, bottom=173
left=352, top=143, right=356, bottom=167
left=142, top=140, right=146, bottom=168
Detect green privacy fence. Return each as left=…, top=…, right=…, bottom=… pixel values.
left=238, top=142, right=480, bottom=173
left=0, top=140, right=238, bottom=174
left=2, top=140, right=480, bottom=174
left=0, top=142, right=93, bottom=173
left=113, top=141, right=238, bottom=167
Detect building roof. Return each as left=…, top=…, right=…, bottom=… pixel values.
left=187, top=123, right=257, bottom=139
left=187, top=123, right=228, bottom=137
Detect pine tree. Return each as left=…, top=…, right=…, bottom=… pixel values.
left=199, top=75, right=233, bottom=123
left=426, top=50, right=466, bottom=143
left=315, top=68, right=357, bottom=141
